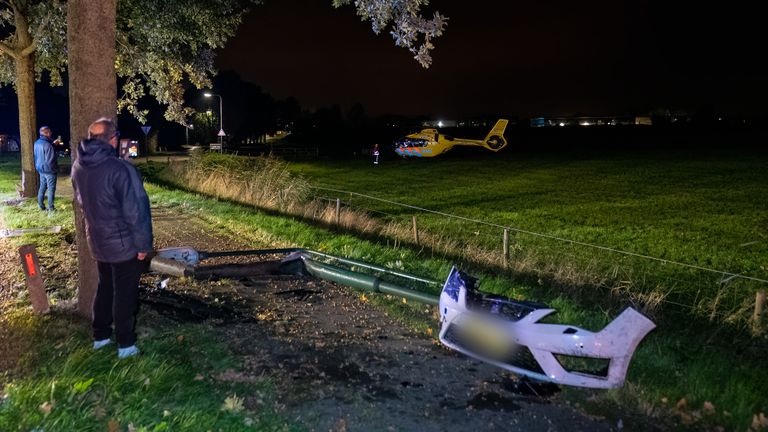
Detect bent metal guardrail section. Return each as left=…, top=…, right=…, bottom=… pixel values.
left=149, top=247, right=655, bottom=389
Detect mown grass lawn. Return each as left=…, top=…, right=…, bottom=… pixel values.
left=290, top=147, right=768, bottom=326
left=291, top=148, right=768, bottom=277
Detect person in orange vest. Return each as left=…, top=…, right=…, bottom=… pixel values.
left=373, top=143, right=380, bottom=165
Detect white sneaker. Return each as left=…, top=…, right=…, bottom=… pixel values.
left=118, top=345, right=140, bottom=359
left=93, top=339, right=112, bottom=350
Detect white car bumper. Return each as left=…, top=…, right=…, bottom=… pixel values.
left=439, top=267, right=655, bottom=388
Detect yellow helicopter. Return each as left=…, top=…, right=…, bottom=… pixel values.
left=394, top=119, right=509, bottom=158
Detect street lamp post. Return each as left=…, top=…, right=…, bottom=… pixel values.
left=185, top=123, right=193, bottom=146
left=203, top=92, right=224, bottom=147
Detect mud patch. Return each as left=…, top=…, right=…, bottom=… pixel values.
left=142, top=273, right=609, bottom=432
left=139, top=284, right=254, bottom=324
left=467, top=391, right=522, bottom=412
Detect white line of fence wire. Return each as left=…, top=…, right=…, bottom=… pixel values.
left=311, top=186, right=767, bottom=327
left=315, top=187, right=767, bottom=284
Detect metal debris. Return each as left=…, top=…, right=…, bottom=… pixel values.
left=0, top=226, right=62, bottom=238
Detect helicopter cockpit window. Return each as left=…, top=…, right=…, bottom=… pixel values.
left=395, top=138, right=430, bottom=148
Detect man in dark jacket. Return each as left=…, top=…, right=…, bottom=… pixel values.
left=71, top=117, right=153, bottom=359
left=33, top=126, right=59, bottom=211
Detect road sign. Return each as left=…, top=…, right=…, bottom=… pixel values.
left=209, top=142, right=222, bottom=150
left=217, top=129, right=226, bottom=137
left=141, top=126, right=152, bottom=136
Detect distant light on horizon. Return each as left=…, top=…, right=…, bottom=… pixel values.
left=438, top=121, right=444, bottom=128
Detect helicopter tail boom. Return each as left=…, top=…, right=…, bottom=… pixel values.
left=482, top=119, right=509, bottom=152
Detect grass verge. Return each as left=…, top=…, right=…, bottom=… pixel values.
left=0, top=155, right=294, bottom=431
left=0, top=309, right=290, bottom=431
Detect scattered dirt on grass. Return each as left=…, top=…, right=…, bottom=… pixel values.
left=143, top=207, right=614, bottom=431
left=0, top=238, right=21, bottom=306
left=0, top=212, right=78, bottom=389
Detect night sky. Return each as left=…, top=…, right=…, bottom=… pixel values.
left=216, top=0, right=768, bottom=118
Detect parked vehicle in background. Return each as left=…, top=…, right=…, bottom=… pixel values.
left=0, top=134, right=20, bottom=153
left=53, top=136, right=69, bottom=158
left=119, top=138, right=140, bottom=159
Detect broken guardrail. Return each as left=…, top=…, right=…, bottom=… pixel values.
left=150, top=247, right=655, bottom=388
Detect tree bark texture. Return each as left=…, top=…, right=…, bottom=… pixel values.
left=67, top=0, right=118, bottom=318
left=13, top=10, right=39, bottom=198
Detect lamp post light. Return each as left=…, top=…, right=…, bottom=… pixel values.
left=185, top=123, right=193, bottom=147
left=203, top=92, right=224, bottom=146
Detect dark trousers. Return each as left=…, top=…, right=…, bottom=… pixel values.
left=93, top=258, right=143, bottom=348
left=37, top=172, right=57, bottom=210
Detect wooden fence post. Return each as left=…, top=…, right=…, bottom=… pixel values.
left=412, top=216, right=419, bottom=245
left=754, top=290, right=766, bottom=334
left=335, top=198, right=341, bottom=225
left=18, top=244, right=50, bottom=314
left=503, top=228, right=510, bottom=267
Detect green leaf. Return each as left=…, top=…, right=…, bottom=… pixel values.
left=72, top=378, right=94, bottom=394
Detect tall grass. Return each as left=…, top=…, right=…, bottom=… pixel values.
left=162, top=153, right=311, bottom=212
left=160, top=153, right=467, bottom=269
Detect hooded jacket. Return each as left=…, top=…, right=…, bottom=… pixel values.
left=34, top=135, right=58, bottom=174
left=71, top=138, right=153, bottom=263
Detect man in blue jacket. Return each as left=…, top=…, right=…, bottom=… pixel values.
left=33, top=126, right=59, bottom=211
left=71, top=117, right=153, bottom=359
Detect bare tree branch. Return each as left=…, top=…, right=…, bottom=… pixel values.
left=6, top=0, right=20, bottom=16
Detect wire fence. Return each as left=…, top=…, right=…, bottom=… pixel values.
left=311, top=186, right=768, bottom=331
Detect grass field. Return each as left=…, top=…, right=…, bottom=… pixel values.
left=290, top=146, right=768, bottom=324
left=292, top=147, right=768, bottom=273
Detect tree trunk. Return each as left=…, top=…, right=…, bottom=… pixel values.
left=13, top=11, right=38, bottom=198
left=15, top=54, right=38, bottom=198
left=67, top=0, right=118, bottom=319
